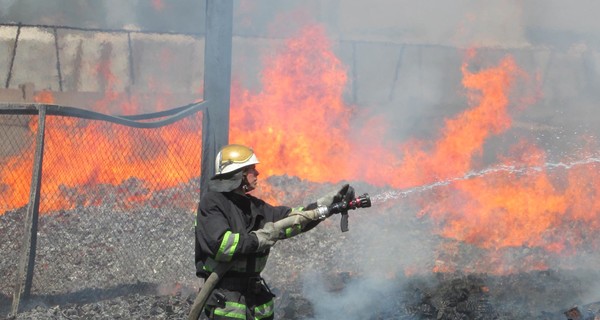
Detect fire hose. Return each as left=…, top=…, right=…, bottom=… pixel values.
left=188, top=193, right=372, bottom=320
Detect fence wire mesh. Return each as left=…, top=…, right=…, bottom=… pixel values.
left=0, top=109, right=203, bottom=315
left=0, top=114, right=34, bottom=212
left=0, top=114, right=34, bottom=308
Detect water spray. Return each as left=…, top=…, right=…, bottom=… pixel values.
left=370, top=157, right=600, bottom=205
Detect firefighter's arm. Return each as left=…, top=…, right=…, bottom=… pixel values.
left=276, top=184, right=354, bottom=238
left=250, top=222, right=279, bottom=252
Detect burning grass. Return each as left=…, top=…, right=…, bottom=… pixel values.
left=2, top=177, right=600, bottom=319
left=3, top=21, right=600, bottom=320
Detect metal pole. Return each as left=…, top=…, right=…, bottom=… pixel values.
left=6, top=23, right=21, bottom=89
left=53, top=28, right=64, bottom=92
left=192, top=5, right=233, bottom=316
left=127, top=32, right=135, bottom=86
left=12, top=105, right=47, bottom=315
left=200, top=0, right=233, bottom=196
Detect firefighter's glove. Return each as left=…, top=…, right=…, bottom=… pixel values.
left=317, top=184, right=351, bottom=207
left=251, top=222, right=279, bottom=252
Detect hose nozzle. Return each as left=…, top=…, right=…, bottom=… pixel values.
left=348, top=193, right=371, bottom=209
left=328, top=193, right=371, bottom=214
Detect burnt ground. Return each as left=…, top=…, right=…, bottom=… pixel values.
left=1, top=179, right=600, bottom=319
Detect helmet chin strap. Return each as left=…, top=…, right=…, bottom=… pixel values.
left=241, top=174, right=250, bottom=192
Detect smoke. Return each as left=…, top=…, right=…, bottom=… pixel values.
left=301, top=272, right=400, bottom=320
left=336, top=0, right=528, bottom=48
left=0, top=0, right=202, bottom=33
left=102, top=0, right=140, bottom=29
left=102, top=0, right=203, bottom=33
left=0, top=0, right=17, bottom=13
left=581, top=274, right=600, bottom=306
left=295, top=199, right=439, bottom=318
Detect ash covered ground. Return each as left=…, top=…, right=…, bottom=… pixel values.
left=1, top=177, right=600, bottom=319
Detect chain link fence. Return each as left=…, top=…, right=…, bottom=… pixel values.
left=0, top=113, right=33, bottom=316
left=0, top=104, right=204, bottom=316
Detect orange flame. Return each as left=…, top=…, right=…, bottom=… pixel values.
left=3, top=23, right=600, bottom=275
left=1, top=88, right=201, bottom=212
left=230, top=26, right=523, bottom=190
left=231, top=25, right=355, bottom=182
left=228, top=24, right=600, bottom=273
left=397, top=54, right=520, bottom=187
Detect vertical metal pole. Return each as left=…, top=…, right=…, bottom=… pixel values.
left=127, top=32, right=135, bottom=86
left=53, top=28, right=63, bottom=92
left=200, top=0, right=233, bottom=196
left=12, top=105, right=46, bottom=315
left=6, top=23, right=21, bottom=89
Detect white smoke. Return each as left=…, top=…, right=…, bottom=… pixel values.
left=302, top=272, right=400, bottom=320
left=102, top=0, right=141, bottom=30
left=295, top=201, right=439, bottom=318
left=0, top=0, right=18, bottom=12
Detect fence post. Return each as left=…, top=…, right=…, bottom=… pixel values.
left=12, top=104, right=46, bottom=315
left=201, top=0, right=233, bottom=195
left=5, top=23, right=21, bottom=89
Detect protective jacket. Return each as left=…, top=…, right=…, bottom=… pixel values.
left=195, top=191, right=289, bottom=277
left=194, top=191, right=319, bottom=319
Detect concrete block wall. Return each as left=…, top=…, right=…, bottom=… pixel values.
left=0, top=26, right=204, bottom=112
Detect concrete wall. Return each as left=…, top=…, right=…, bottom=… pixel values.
left=0, top=26, right=204, bottom=111
left=0, top=0, right=599, bottom=140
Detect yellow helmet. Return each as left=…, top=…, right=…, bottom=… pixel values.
left=214, top=144, right=260, bottom=176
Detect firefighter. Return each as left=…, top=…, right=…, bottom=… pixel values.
left=194, top=144, right=350, bottom=319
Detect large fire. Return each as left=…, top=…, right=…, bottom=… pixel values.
left=233, top=25, right=600, bottom=273
left=0, top=74, right=202, bottom=212
left=2, top=24, right=600, bottom=274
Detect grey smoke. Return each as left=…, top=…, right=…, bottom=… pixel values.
left=302, top=272, right=399, bottom=320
